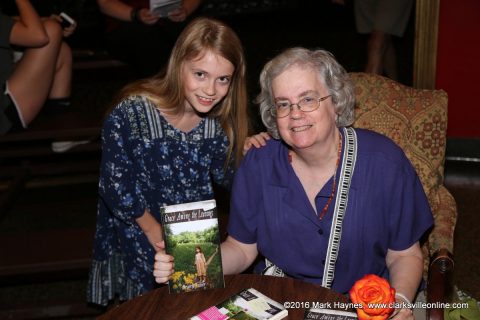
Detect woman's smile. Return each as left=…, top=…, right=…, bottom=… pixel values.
left=290, top=124, right=313, bottom=132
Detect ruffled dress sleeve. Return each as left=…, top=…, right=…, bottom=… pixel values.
left=98, top=99, right=148, bottom=224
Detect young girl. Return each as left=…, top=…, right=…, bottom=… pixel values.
left=194, top=246, right=207, bottom=283
left=87, top=17, right=250, bottom=306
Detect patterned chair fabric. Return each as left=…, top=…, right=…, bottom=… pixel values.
left=350, top=72, right=457, bottom=276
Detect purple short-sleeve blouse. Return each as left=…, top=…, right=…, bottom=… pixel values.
left=227, top=128, right=433, bottom=294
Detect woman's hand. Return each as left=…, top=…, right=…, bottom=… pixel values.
left=49, top=15, right=77, bottom=37
left=62, top=20, right=77, bottom=37
left=137, top=8, right=160, bottom=25
left=153, top=241, right=174, bottom=284
left=243, top=132, right=271, bottom=155
left=168, top=7, right=188, bottom=22
left=168, top=0, right=202, bottom=22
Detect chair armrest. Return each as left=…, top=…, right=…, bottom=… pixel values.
left=427, top=249, right=454, bottom=320
left=426, top=186, right=457, bottom=320
left=428, top=185, right=457, bottom=256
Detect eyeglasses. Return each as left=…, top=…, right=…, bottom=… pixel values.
left=270, top=95, right=332, bottom=118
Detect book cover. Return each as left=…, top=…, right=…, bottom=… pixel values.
left=304, top=308, right=357, bottom=320
left=149, top=0, right=181, bottom=17
left=191, top=288, right=288, bottom=320
left=161, top=199, right=224, bottom=293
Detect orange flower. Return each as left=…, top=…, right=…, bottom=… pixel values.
left=349, top=274, right=396, bottom=320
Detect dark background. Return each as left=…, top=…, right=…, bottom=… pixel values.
left=2, top=2, right=477, bottom=320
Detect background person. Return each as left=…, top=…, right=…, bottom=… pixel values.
left=87, top=17, right=250, bottom=307
left=154, top=47, right=433, bottom=320
left=0, top=0, right=76, bottom=134
left=96, top=0, right=203, bottom=78
left=354, top=0, right=413, bottom=80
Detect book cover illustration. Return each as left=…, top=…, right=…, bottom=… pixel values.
left=161, top=199, right=224, bottom=293
left=149, top=0, right=181, bottom=17
left=191, top=288, right=288, bottom=320
left=304, top=308, right=357, bottom=320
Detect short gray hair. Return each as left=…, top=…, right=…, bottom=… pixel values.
left=256, top=47, right=355, bottom=139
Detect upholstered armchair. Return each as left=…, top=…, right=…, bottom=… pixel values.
left=350, top=73, right=457, bottom=320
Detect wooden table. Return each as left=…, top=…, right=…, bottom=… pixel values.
left=98, top=274, right=350, bottom=319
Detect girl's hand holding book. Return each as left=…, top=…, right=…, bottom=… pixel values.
left=153, top=241, right=174, bottom=284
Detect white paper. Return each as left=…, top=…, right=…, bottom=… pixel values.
left=149, top=0, right=181, bottom=17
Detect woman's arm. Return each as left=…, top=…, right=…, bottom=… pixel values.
left=221, top=236, right=258, bottom=274
left=386, top=242, right=424, bottom=300
left=153, top=236, right=257, bottom=283
left=10, top=0, right=48, bottom=47
left=386, top=241, right=424, bottom=318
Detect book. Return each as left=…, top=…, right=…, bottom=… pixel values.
left=190, top=288, right=288, bottom=320
left=149, top=0, right=181, bottom=17
left=161, top=199, right=224, bottom=293
left=304, top=308, right=357, bottom=320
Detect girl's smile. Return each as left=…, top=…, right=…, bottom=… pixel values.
left=182, top=50, right=234, bottom=114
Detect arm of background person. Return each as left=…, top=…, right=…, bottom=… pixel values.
left=168, top=0, right=203, bottom=22
left=97, top=0, right=133, bottom=21
left=9, top=0, right=48, bottom=47
left=97, top=0, right=159, bottom=25
left=181, top=0, right=202, bottom=17
left=48, top=14, right=77, bottom=38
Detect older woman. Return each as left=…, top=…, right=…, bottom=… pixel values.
left=154, top=48, right=433, bottom=319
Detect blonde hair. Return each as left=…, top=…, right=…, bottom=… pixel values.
left=117, top=17, right=249, bottom=166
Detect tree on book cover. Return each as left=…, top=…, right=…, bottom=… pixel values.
left=191, top=288, right=288, bottom=320
left=161, top=199, right=224, bottom=293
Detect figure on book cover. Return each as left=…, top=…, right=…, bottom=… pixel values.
left=168, top=243, right=221, bottom=292
left=154, top=47, right=433, bottom=320
left=195, top=246, right=207, bottom=282
left=161, top=201, right=225, bottom=293
left=87, top=17, right=249, bottom=306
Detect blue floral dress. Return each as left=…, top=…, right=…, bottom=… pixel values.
left=87, top=96, right=234, bottom=305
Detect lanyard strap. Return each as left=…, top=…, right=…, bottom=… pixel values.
left=321, top=127, right=357, bottom=288
left=263, top=127, right=358, bottom=287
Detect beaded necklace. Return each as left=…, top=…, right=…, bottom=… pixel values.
left=318, top=135, right=342, bottom=220
left=289, top=133, right=343, bottom=220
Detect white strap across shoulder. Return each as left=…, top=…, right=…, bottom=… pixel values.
left=321, top=127, right=357, bottom=288
left=263, top=127, right=358, bottom=289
